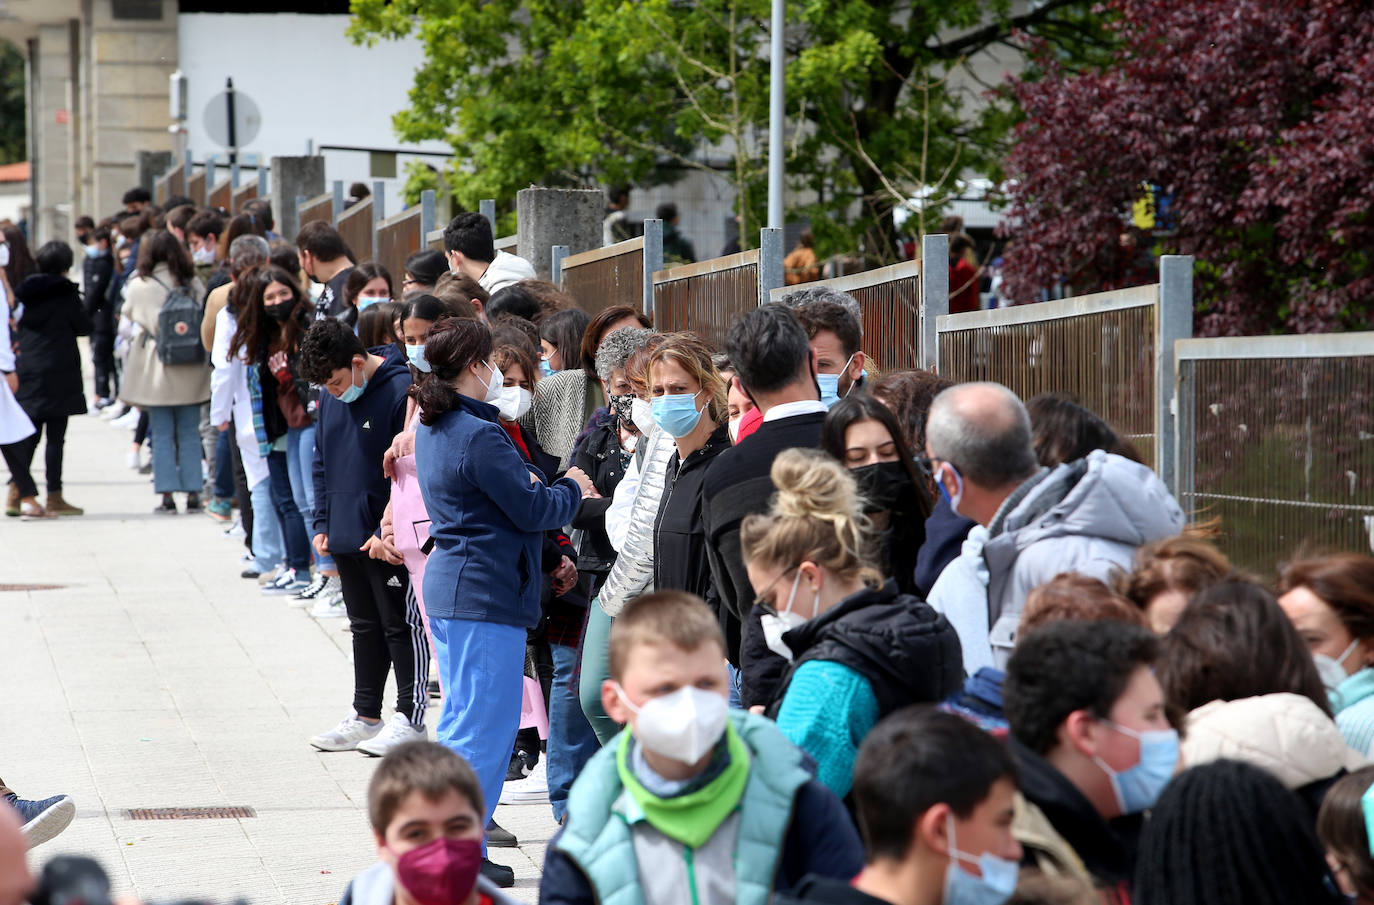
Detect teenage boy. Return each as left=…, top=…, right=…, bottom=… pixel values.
left=778, top=708, right=1022, bottom=905
left=299, top=319, right=429, bottom=758
left=441, top=212, right=535, bottom=300
left=340, top=741, right=519, bottom=905
left=82, top=227, right=117, bottom=409
left=297, top=221, right=357, bottom=321
left=1002, top=619, right=1176, bottom=898
left=540, top=590, right=864, bottom=905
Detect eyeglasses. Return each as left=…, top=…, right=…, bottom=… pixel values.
left=751, top=563, right=802, bottom=614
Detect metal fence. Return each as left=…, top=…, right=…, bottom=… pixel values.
left=652, top=249, right=762, bottom=349
left=232, top=182, right=258, bottom=214
left=186, top=169, right=206, bottom=206
left=297, top=192, right=334, bottom=229
left=153, top=162, right=186, bottom=207
left=206, top=179, right=232, bottom=212
left=376, top=193, right=435, bottom=288
left=336, top=196, right=374, bottom=264
left=936, top=257, right=1194, bottom=485
left=1174, top=333, right=1374, bottom=573
left=558, top=222, right=664, bottom=317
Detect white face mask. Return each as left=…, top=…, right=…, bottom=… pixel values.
left=614, top=684, right=729, bottom=766
left=479, top=362, right=503, bottom=404
left=760, top=569, right=819, bottom=661
left=0, top=243, right=9, bottom=268
left=192, top=245, right=216, bottom=265
left=631, top=397, right=655, bottom=433
left=728, top=416, right=742, bottom=443
left=497, top=385, right=532, bottom=421
left=1315, top=638, right=1361, bottom=693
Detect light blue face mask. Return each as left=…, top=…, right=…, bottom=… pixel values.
left=336, top=365, right=368, bottom=404
left=1093, top=720, right=1179, bottom=814
left=943, top=816, right=1019, bottom=905
left=406, top=343, right=431, bottom=373
left=84, top=244, right=102, bottom=259
left=539, top=357, right=555, bottom=378
left=651, top=392, right=705, bottom=438
left=357, top=295, right=389, bottom=312
left=817, top=353, right=857, bottom=408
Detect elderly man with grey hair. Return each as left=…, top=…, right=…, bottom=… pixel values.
left=923, top=382, right=1183, bottom=671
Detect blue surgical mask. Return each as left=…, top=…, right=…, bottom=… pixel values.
left=406, top=343, right=431, bottom=373
left=539, top=357, right=555, bottom=378
left=1093, top=720, right=1179, bottom=814
left=817, top=353, right=857, bottom=408
left=85, top=244, right=101, bottom=259
left=358, top=295, right=389, bottom=311
left=943, top=816, right=1019, bottom=905
left=938, top=461, right=966, bottom=517
left=336, top=365, right=368, bottom=404
left=651, top=392, right=704, bottom=438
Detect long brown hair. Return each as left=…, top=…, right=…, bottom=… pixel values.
left=229, top=265, right=310, bottom=363
left=415, top=318, right=493, bottom=426
left=136, top=229, right=195, bottom=286
left=1317, top=766, right=1374, bottom=898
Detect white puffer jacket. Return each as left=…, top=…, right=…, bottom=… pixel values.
left=1181, top=693, right=1368, bottom=790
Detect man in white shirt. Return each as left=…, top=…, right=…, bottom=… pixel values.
left=441, top=212, right=536, bottom=304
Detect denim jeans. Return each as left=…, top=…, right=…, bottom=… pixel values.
left=579, top=603, right=621, bottom=745
left=287, top=424, right=334, bottom=572
left=213, top=428, right=234, bottom=500
left=548, top=642, right=602, bottom=823
left=431, top=617, right=526, bottom=855
left=266, top=449, right=312, bottom=572
left=148, top=404, right=203, bottom=494
left=249, top=477, right=283, bottom=573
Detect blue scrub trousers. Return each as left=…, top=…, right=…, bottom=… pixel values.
left=430, top=617, right=526, bottom=851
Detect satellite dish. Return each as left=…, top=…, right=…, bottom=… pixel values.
left=203, top=85, right=261, bottom=150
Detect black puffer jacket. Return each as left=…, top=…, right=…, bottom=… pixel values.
left=570, top=416, right=630, bottom=579
left=15, top=273, right=92, bottom=419
left=766, top=580, right=965, bottom=719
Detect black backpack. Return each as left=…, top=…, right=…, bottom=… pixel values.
left=151, top=276, right=205, bottom=366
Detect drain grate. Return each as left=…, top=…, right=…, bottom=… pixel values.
left=0, top=583, right=66, bottom=592
left=124, top=807, right=256, bottom=820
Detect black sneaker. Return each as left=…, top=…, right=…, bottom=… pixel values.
left=185, top=493, right=202, bottom=512
left=427, top=679, right=442, bottom=699
left=4, top=793, right=76, bottom=848
left=480, top=859, right=515, bottom=888
left=486, top=819, right=517, bottom=848
left=153, top=495, right=178, bottom=515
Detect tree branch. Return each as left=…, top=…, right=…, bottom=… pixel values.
left=925, top=0, right=1084, bottom=60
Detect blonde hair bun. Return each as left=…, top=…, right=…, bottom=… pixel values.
left=771, top=447, right=861, bottom=523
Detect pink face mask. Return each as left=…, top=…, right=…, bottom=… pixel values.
left=394, top=837, right=482, bottom=905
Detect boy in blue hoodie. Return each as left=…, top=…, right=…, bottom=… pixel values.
left=299, top=319, right=428, bottom=758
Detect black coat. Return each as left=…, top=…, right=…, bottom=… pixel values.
left=82, top=251, right=115, bottom=332
left=15, top=273, right=92, bottom=419
left=653, top=423, right=731, bottom=604
left=570, top=418, right=630, bottom=577
left=765, top=580, right=965, bottom=718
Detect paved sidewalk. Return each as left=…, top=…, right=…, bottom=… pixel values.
left=0, top=401, right=558, bottom=904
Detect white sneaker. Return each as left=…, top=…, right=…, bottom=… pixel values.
left=311, top=594, right=346, bottom=619
left=125, top=449, right=139, bottom=470
left=223, top=518, right=246, bottom=540
left=110, top=408, right=140, bottom=429
left=499, top=758, right=548, bottom=806
left=310, top=714, right=383, bottom=752
left=356, top=713, right=427, bottom=757
left=290, top=573, right=332, bottom=607
left=262, top=568, right=311, bottom=596
left=101, top=402, right=129, bottom=421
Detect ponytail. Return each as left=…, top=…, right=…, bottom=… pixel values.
left=414, top=318, right=492, bottom=427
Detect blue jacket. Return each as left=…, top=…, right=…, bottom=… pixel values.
left=539, top=711, right=864, bottom=905
left=913, top=494, right=976, bottom=597
left=415, top=392, right=582, bottom=626
left=311, top=346, right=411, bottom=554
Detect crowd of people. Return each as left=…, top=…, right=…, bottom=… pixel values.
left=5, top=188, right=1374, bottom=905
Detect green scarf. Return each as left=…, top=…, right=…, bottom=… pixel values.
left=616, top=723, right=750, bottom=849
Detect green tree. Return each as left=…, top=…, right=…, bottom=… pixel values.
left=349, top=0, right=1108, bottom=261
left=0, top=42, right=26, bottom=165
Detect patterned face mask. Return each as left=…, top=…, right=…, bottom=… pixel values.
left=610, top=392, right=636, bottom=428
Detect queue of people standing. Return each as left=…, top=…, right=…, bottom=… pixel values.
left=9, top=192, right=1374, bottom=905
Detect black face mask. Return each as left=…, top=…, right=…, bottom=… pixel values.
left=609, top=392, right=635, bottom=429
left=851, top=461, right=915, bottom=514
left=265, top=302, right=295, bottom=324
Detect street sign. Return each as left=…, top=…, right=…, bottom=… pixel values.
left=203, top=87, right=261, bottom=150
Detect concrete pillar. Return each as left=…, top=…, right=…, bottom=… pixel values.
left=516, top=187, right=602, bottom=281
left=271, top=155, right=324, bottom=243
left=31, top=23, right=75, bottom=249
left=136, top=150, right=173, bottom=192
left=88, top=0, right=178, bottom=218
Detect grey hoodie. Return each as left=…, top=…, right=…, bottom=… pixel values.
left=479, top=250, right=537, bottom=295
left=982, top=450, right=1184, bottom=663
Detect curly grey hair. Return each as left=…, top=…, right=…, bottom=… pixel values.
left=594, top=327, right=656, bottom=382
left=775, top=286, right=863, bottom=335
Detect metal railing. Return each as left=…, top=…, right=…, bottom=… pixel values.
left=186, top=169, right=206, bottom=206
left=206, top=179, right=232, bottom=212
left=936, top=256, right=1194, bottom=486
left=232, top=182, right=258, bottom=214
left=336, top=196, right=375, bottom=264
left=1174, top=332, right=1374, bottom=573
left=297, top=192, right=335, bottom=229
left=376, top=192, right=435, bottom=289
left=153, top=161, right=186, bottom=207
left=557, top=220, right=664, bottom=317
left=652, top=248, right=761, bottom=349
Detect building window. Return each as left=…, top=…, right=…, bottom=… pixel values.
left=112, top=0, right=163, bottom=19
